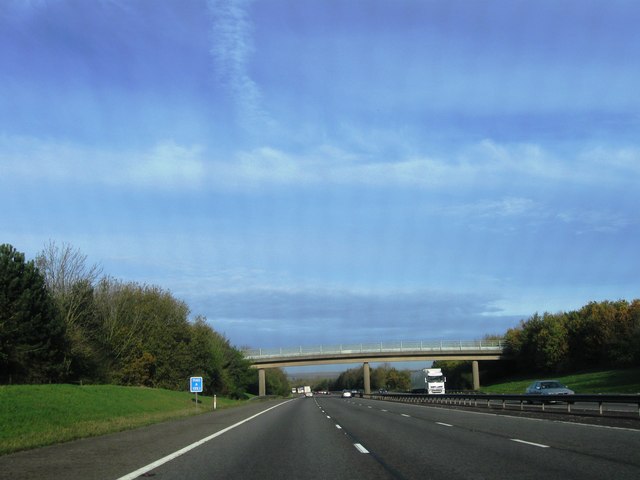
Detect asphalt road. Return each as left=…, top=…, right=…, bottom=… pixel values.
left=1, top=396, right=639, bottom=479
left=320, top=396, right=640, bottom=479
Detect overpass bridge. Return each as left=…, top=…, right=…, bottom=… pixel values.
left=243, top=339, right=507, bottom=396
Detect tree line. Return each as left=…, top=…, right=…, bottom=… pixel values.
left=311, top=363, right=411, bottom=392
left=0, top=242, right=290, bottom=397
left=436, top=300, right=640, bottom=390
left=504, top=299, right=640, bottom=372
left=5, top=242, right=638, bottom=394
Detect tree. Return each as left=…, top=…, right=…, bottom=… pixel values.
left=188, top=316, right=226, bottom=395
left=370, top=363, right=410, bottom=391
left=92, top=278, right=150, bottom=381
left=220, top=345, right=253, bottom=398
left=332, top=366, right=364, bottom=391
left=384, top=367, right=410, bottom=391
left=35, top=241, right=102, bottom=316
left=248, top=368, right=290, bottom=396
left=36, top=242, right=103, bottom=381
left=133, top=285, right=192, bottom=390
left=0, top=244, right=65, bottom=383
left=622, top=300, right=640, bottom=366
left=119, top=351, right=157, bottom=387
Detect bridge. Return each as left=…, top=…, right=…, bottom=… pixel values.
left=243, top=339, right=507, bottom=396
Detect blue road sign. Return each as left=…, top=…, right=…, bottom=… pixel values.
left=190, top=376, right=203, bottom=393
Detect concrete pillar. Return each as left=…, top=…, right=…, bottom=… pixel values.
left=258, top=368, right=266, bottom=397
left=363, top=362, right=371, bottom=395
left=472, top=360, right=480, bottom=391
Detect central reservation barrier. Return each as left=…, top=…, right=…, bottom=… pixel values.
left=368, top=392, right=640, bottom=418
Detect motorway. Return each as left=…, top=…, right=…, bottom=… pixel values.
left=1, top=396, right=639, bottom=479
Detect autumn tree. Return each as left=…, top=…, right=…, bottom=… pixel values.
left=371, top=363, right=410, bottom=391
left=35, top=241, right=103, bottom=381
left=93, top=278, right=149, bottom=381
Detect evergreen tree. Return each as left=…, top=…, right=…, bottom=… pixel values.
left=0, top=244, right=65, bottom=383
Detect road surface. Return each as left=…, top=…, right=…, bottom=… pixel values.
left=1, top=396, right=638, bottom=479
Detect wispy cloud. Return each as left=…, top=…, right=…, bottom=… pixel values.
left=3, top=134, right=639, bottom=198
left=208, top=0, right=271, bottom=132
left=0, top=135, right=206, bottom=190
left=439, top=196, right=633, bottom=234
left=556, top=208, right=633, bottom=234
left=439, top=197, right=541, bottom=220
left=217, top=140, right=640, bottom=193
left=126, top=143, right=206, bottom=188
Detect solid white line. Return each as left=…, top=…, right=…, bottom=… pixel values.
left=354, top=443, right=370, bottom=454
left=511, top=439, right=550, bottom=448
left=116, top=399, right=295, bottom=480
left=436, top=422, right=453, bottom=427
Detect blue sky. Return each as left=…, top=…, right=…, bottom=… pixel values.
left=1, top=0, right=639, bottom=351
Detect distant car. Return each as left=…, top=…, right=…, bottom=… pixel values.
left=525, top=380, right=574, bottom=402
left=341, top=390, right=352, bottom=398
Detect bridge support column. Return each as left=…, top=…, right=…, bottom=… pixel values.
left=258, top=368, right=266, bottom=397
left=472, top=360, right=480, bottom=391
left=363, top=362, right=371, bottom=395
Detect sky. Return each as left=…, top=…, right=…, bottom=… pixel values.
left=1, top=0, right=639, bottom=353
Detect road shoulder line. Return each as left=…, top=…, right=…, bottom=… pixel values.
left=116, top=399, right=295, bottom=480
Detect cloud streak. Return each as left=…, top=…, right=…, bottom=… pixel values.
left=3, top=134, right=639, bottom=195
left=0, top=136, right=207, bottom=190
left=208, top=0, right=270, bottom=131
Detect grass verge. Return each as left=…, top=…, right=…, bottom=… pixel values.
left=481, top=367, right=640, bottom=394
left=0, top=384, right=245, bottom=455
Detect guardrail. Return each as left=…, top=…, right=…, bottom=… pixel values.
left=368, top=392, right=640, bottom=417
left=243, top=339, right=504, bottom=359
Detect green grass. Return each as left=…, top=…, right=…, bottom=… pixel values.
left=480, top=367, right=640, bottom=394
left=0, top=384, right=245, bottom=455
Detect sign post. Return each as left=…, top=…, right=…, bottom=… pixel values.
left=190, top=376, right=203, bottom=409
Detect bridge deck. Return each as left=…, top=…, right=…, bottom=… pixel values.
left=244, top=340, right=506, bottom=368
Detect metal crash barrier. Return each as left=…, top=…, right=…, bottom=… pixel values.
left=367, top=392, right=640, bottom=418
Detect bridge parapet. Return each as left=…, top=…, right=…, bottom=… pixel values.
left=243, top=339, right=504, bottom=360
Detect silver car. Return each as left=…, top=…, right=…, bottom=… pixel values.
left=525, top=380, right=574, bottom=403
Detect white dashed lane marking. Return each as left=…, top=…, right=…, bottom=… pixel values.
left=511, top=439, right=550, bottom=448
left=354, top=443, right=370, bottom=454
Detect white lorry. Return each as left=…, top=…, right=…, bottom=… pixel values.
left=410, top=368, right=446, bottom=394
left=303, top=385, right=313, bottom=397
